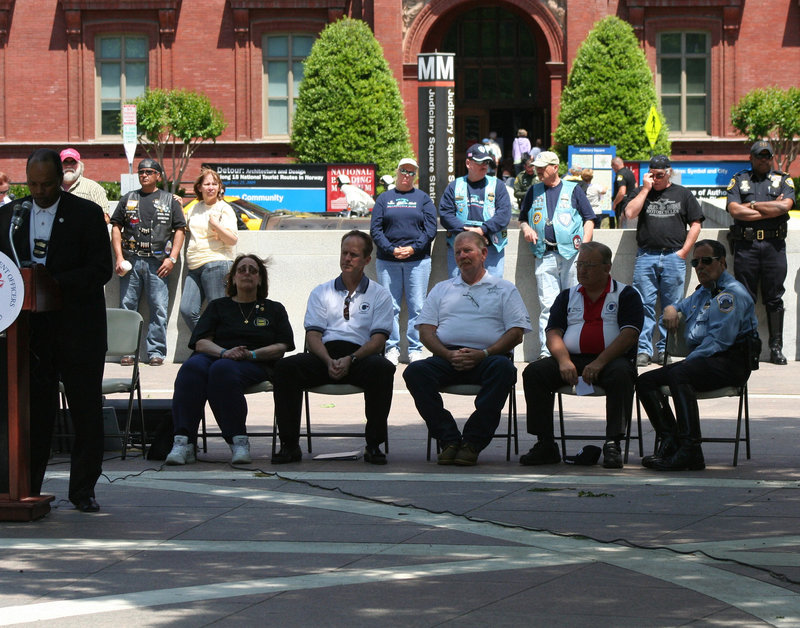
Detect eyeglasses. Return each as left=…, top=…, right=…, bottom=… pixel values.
left=651, top=172, right=668, bottom=180
left=463, top=292, right=480, bottom=309
left=398, top=169, right=416, bottom=176
left=575, top=261, right=604, bottom=269
left=690, top=256, right=721, bottom=268
left=754, top=153, right=772, bottom=160
left=343, top=294, right=352, bottom=320
left=235, top=265, right=259, bottom=275
left=138, top=169, right=158, bottom=177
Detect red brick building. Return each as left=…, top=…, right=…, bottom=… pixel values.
left=0, top=0, right=797, bottom=184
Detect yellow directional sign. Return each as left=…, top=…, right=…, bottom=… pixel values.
left=645, top=106, right=662, bottom=149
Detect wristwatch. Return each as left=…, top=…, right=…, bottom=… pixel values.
left=349, top=354, right=357, bottom=364
left=168, top=256, right=177, bottom=264
left=750, top=200, right=756, bottom=210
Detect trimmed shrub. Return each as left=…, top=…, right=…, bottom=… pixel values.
left=291, top=18, right=413, bottom=174
left=553, top=16, right=670, bottom=160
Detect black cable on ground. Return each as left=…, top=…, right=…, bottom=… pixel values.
left=110, top=456, right=800, bottom=588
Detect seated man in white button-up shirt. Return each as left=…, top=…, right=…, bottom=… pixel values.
left=403, top=231, right=532, bottom=466
left=272, top=230, right=395, bottom=465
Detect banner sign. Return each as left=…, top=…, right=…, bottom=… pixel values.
left=663, top=161, right=748, bottom=199
left=122, top=104, right=137, bottom=167
left=417, top=52, right=455, bottom=206
left=204, top=163, right=375, bottom=213
left=326, top=165, right=377, bottom=213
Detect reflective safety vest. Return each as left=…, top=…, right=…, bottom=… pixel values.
left=447, top=175, right=507, bottom=252
left=526, top=180, right=583, bottom=259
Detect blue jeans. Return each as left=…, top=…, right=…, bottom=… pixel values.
left=403, top=355, right=516, bottom=450
left=534, top=252, right=577, bottom=354
left=172, top=353, right=271, bottom=441
left=376, top=257, right=431, bottom=353
left=180, top=260, right=233, bottom=330
left=119, top=256, right=170, bottom=360
left=633, top=249, right=686, bottom=355
left=447, top=245, right=505, bottom=278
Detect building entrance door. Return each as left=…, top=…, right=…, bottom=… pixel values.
left=437, top=5, right=547, bottom=177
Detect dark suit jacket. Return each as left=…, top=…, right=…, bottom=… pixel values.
left=0, top=192, right=113, bottom=359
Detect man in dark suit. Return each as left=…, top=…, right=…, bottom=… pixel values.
left=0, top=148, right=112, bottom=512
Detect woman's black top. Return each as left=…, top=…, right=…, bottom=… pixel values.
left=189, top=297, right=295, bottom=355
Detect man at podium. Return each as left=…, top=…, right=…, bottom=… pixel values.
left=0, top=148, right=112, bottom=513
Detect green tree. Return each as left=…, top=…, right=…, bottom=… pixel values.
left=731, top=87, right=800, bottom=172
left=129, top=88, right=227, bottom=193
left=291, top=18, right=412, bottom=175
left=553, top=16, right=670, bottom=160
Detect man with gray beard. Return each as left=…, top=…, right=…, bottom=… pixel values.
left=60, top=148, right=109, bottom=223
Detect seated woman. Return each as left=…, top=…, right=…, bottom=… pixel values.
left=167, top=254, right=295, bottom=465
left=180, top=167, right=239, bottom=331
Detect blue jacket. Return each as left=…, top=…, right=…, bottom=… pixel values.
left=675, top=270, right=758, bottom=360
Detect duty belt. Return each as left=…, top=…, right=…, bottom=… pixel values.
left=729, top=224, right=787, bottom=241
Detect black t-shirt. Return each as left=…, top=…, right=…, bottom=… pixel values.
left=615, top=167, right=637, bottom=200
left=189, top=297, right=295, bottom=357
left=634, top=183, right=704, bottom=249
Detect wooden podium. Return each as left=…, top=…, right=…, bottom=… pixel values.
left=0, top=265, right=61, bottom=521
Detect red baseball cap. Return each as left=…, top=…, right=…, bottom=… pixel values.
left=60, top=148, right=81, bottom=162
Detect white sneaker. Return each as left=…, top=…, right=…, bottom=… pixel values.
left=385, top=347, right=400, bottom=365
left=230, top=435, right=252, bottom=464
left=408, top=351, right=425, bottom=363
left=165, top=435, right=196, bottom=465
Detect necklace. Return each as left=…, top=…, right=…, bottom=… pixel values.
left=238, top=300, right=257, bottom=325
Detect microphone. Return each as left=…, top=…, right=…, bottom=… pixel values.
left=9, top=200, right=32, bottom=268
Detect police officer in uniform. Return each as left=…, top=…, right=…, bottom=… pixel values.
left=637, top=240, right=758, bottom=471
left=726, top=141, right=796, bottom=364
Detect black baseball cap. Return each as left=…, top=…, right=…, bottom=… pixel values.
left=750, top=140, right=774, bottom=157
left=649, top=154, right=671, bottom=170
left=564, top=445, right=602, bottom=466
left=466, top=143, right=494, bottom=163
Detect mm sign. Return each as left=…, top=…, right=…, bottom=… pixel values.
left=418, top=53, right=454, bottom=82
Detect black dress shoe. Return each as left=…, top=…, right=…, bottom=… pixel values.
left=364, top=445, right=387, bottom=465
left=271, top=444, right=302, bottom=464
left=74, top=497, right=100, bottom=513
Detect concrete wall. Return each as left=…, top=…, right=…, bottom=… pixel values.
left=105, top=219, right=800, bottom=364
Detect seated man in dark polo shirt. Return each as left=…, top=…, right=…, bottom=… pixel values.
left=520, top=241, right=644, bottom=469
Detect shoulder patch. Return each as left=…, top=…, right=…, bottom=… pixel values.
left=717, top=292, right=735, bottom=313
left=726, top=177, right=736, bottom=191
left=787, top=177, right=796, bottom=189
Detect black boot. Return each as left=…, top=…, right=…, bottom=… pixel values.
left=654, top=384, right=705, bottom=471
left=767, top=308, right=787, bottom=365
left=638, top=390, right=679, bottom=468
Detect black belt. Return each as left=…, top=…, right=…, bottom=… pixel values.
left=545, top=243, right=558, bottom=252
left=639, top=247, right=679, bottom=254
left=729, top=224, right=787, bottom=241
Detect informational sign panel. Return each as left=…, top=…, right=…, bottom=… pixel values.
left=417, top=52, right=455, bottom=206
left=204, top=163, right=375, bottom=213
left=567, top=145, right=616, bottom=216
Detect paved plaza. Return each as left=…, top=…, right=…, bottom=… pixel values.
left=1, top=360, right=799, bottom=626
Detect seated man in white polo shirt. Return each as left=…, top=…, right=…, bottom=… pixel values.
left=403, top=231, right=531, bottom=466
left=272, top=230, right=395, bottom=465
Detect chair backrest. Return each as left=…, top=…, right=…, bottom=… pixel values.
left=665, top=313, right=690, bottom=359
left=106, top=308, right=144, bottom=357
